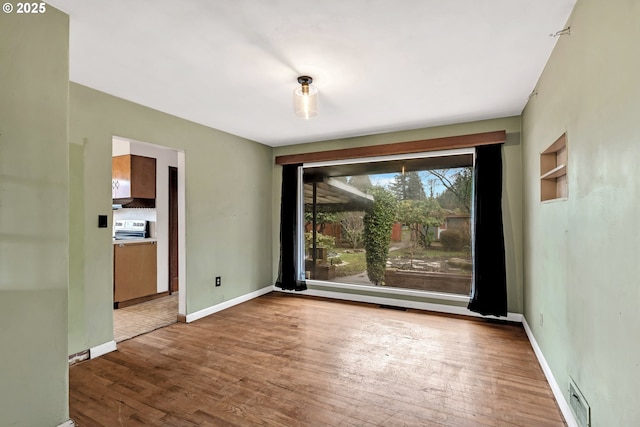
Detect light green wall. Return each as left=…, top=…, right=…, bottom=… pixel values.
left=522, top=0, right=640, bottom=425
left=68, top=84, right=274, bottom=354
left=273, top=117, right=524, bottom=313
left=0, top=7, right=70, bottom=426
left=68, top=142, right=86, bottom=354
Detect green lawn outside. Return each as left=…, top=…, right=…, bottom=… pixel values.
left=331, top=250, right=367, bottom=277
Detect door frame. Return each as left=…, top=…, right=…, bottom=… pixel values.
left=112, top=137, right=187, bottom=320
left=168, top=166, right=179, bottom=294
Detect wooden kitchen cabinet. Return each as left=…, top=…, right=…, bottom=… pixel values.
left=114, top=241, right=157, bottom=306
left=112, top=154, right=156, bottom=199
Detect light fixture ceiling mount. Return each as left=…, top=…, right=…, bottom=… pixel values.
left=293, top=75, right=319, bottom=119
left=297, top=75, right=313, bottom=86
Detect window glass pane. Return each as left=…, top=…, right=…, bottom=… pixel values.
left=302, top=154, right=473, bottom=295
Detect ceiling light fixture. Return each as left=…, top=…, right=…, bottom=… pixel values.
left=293, top=76, right=318, bottom=119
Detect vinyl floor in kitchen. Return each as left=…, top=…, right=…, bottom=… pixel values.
left=113, top=294, right=178, bottom=342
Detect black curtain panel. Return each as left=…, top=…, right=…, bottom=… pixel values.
left=275, top=164, right=307, bottom=291
left=468, top=144, right=507, bottom=317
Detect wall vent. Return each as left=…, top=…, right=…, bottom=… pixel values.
left=569, top=377, right=591, bottom=427
left=378, top=304, right=407, bottom=311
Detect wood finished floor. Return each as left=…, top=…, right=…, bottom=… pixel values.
left=70, top=292, right=566, bottom=426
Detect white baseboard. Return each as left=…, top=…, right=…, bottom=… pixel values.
left=276, top=287, right=523, bottom=322
left=90, top=340, right=117, bottom=359
left=522, top=317, right=578, bottom=427
left=185, top=285, right=274, bottom=323
left=57, top=420, right=75, bottom=427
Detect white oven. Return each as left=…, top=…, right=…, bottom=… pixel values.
left=113, top=220, right=149, bottom=240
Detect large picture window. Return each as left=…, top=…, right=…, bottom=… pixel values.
left=299, top=148, right=474, bottom=296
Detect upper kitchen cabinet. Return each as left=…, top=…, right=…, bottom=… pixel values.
left=112, top=154, right=156, bottom=200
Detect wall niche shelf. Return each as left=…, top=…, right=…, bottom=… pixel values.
left=540, top=133, right=567, bottom=202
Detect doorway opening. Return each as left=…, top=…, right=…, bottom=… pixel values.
left=111, top=136, right=186, bottom=342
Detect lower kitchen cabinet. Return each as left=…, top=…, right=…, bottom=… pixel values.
left=114, top=241, right=157, bottom=306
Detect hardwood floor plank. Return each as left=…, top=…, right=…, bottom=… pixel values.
left=70, top=292, right=566, bottom=426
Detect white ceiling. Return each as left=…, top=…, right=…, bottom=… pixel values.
left=47, top=0, right=575, bottom=147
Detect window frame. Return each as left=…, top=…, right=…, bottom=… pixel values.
left=297, top=147, right=476, bottom=302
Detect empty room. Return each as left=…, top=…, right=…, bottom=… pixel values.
left=1, top=0, right=639, bottom=426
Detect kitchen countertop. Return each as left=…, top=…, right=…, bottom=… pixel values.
left=112, top=238, right=157, bottom=245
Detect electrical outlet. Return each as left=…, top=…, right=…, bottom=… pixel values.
left=215, top=276, right=221, bottom=287
left=539, top=312, right=544, bottom=327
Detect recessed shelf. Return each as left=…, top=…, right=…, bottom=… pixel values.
left=540, top=133, right=567, bottom=202
left=540, top=164, right=567, bottom=180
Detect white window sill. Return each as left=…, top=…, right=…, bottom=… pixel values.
left=305, top=279, right=470, bottom=303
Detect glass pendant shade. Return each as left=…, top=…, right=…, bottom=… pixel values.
left=293, top=76, right=319, bottom=119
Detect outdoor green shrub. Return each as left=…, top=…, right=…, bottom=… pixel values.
left=395, top=198, right=445, bottom=248
left=423, top=228, right=438, bottom=247
left=304, top=211, right=338, bottom=234
left=363, top=188, right=397, bottom=285
left=458, top=222, right=472, bottom=252
left=439, top=229, right=463, bottom=251
left=304, top=232, right=335, bottom=250
left=329, top=256, right=342, bottom=265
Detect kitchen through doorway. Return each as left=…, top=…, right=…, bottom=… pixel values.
left=111, top=137, right=186, bottom=342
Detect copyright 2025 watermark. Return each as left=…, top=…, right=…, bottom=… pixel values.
left=3, top=2, right=47, bottom=14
